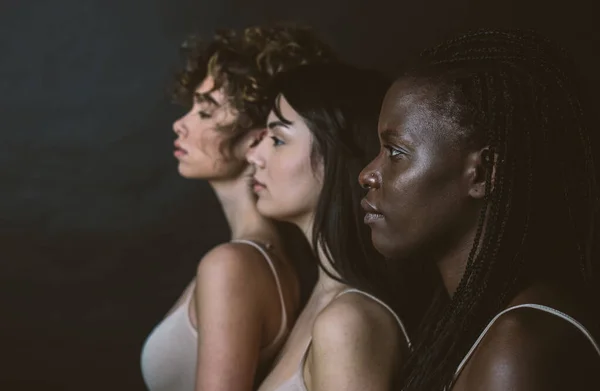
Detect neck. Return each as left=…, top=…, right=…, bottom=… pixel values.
left=209, top=175, right=276, bottom=241
left=298, top=217, right=346, bottom=293
left=315, top=255, right=347, bottom=293
left=436, top=228, right=478, bottom=298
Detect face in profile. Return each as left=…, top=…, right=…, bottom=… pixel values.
left=172, top=75, right=242, bottom=179
left=359, top=79, right=481, bottom=261
left=246, top=95, right=323, bottom=227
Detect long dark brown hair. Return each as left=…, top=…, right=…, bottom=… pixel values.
left=269, top=63, right=430, bottom=333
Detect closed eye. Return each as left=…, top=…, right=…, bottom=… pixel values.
left=198, top=111, right=212, bottom=119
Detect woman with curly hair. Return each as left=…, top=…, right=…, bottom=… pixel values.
left=140, top=24, right=335, bottom=391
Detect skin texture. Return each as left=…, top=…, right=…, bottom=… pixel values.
left=194, top=244, right=269, bottom=390
left=359, top=79, right=485, bottom=281
left=246, top=95, right=323, bottom=231
left=451, top=299, right=600, bottom=391
left=167, top=77, right=301, bottom=391
left=173, top=76, right=243, bottom=179
left=305, top=293, right=403, bottom=391
left=248, top=95, right=407, bottom=391
left=359, top=78, right=600, bottom=390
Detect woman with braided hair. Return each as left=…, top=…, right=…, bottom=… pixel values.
left=359, top=29, right=600, bottom=390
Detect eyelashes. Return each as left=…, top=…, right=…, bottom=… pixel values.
left=384, top=145, right=408, bottom=159
left=271, top=136, right=284, bottom=146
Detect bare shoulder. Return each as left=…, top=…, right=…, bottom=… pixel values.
left=195, top=242, right=274, bottom=300
left=313, top=292, right=403, bottom=350
left=197, top=242, right=271, bottom=282
left=458, top=307, right=600, bottom=391
left=192, top=242, right=278, bottom=391
left=307, top=291, right=405, bottom=390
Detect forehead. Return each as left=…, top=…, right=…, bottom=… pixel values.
left=267, top=95, right=315, bottom=148
left=268, top=94, right=301, bottom=122
left=195, top=75, right=227, bottom=105
left=379, top=78, right=465, bottom=147
left=268, top=95, right=311, bottom=139
left=381, top=78, right=431, bottom=120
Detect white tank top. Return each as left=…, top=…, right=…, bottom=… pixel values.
left=450, top=303, right=600, bottom=388
left=140, top=240, right=288, bottom=391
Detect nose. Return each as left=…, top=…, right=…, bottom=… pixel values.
left=246, top=137, right=266, bottom=168
left=172, top=115, right=187, bottom=136
left=359, top=161, right=381, bottom=190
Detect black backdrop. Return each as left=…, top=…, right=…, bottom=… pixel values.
left=1, top=0, right=597, bottom=389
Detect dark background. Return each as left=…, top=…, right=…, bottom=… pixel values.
left=1, top=0, right=597, bottom=389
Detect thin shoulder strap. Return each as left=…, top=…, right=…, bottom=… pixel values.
left=231, top=239, right=288, bottom=343
left=453, top=303, right=600, bottom=381
left=335, top=288, right=412, bottom=349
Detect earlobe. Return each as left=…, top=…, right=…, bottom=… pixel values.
left=467, top=147, right=497, bottom=199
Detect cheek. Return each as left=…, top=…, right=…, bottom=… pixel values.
left=378, top=169, right=430, bottom=239
left=183, top=128, right=238, bottom=178
left=262, top=152, right=320, bottom=213
left=190, top=127, right=221, bottom=156
left=274, top=157, right=314, bottom=194
left=382, top=164, right=466, bottom=253
left=385, top=153, right=455, bottom=209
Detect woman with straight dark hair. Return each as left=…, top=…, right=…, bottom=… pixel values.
left=247, top=63, right=415, bottom=391
left=360, top=29, right=600, bottom=390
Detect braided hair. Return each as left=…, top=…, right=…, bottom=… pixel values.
left=398, top=29, right=598, bottom=390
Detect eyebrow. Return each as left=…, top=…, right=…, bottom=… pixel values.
left=381, top=127, right=417, bottom=149
left=267, top=120, right=291, bottom=130
left=380, top=129, right=399, bottom=141
left=193, top=91, right=219, bottom=106
left=267, top=95, right=294, bottom=130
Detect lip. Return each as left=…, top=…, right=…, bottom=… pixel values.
left=174, top=141, right=188, bottom=158
left=250, top=176, right=267, bottom=193
left=361, top=198, right=384, bottom=224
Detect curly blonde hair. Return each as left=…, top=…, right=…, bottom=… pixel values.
left=172, top=23, right=337, bottom=154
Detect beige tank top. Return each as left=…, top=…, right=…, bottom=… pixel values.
left=269, top=288, right=411, bottom=391
left=140, top=240, right=288, bottom=391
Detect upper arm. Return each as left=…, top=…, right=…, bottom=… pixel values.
left=307, top=295, right=405, bottom=391
left=457, top=309, right=600, bottom=391
left=193, top=244, right=269, bottom=391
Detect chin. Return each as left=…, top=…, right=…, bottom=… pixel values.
left=177, top=167, right=199, bottom=179
left=370, top=231, right=398, bottom=260
left=177, top=163, right=211, bottom=179
left=256, top=199, right=277, bottom=219
left=256, top=200, right=293, bottom=224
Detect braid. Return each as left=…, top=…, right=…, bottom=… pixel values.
left=399, top=29, right=598, bottom=390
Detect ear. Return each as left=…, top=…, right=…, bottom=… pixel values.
left=466, top=146, right=497, bottom=199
